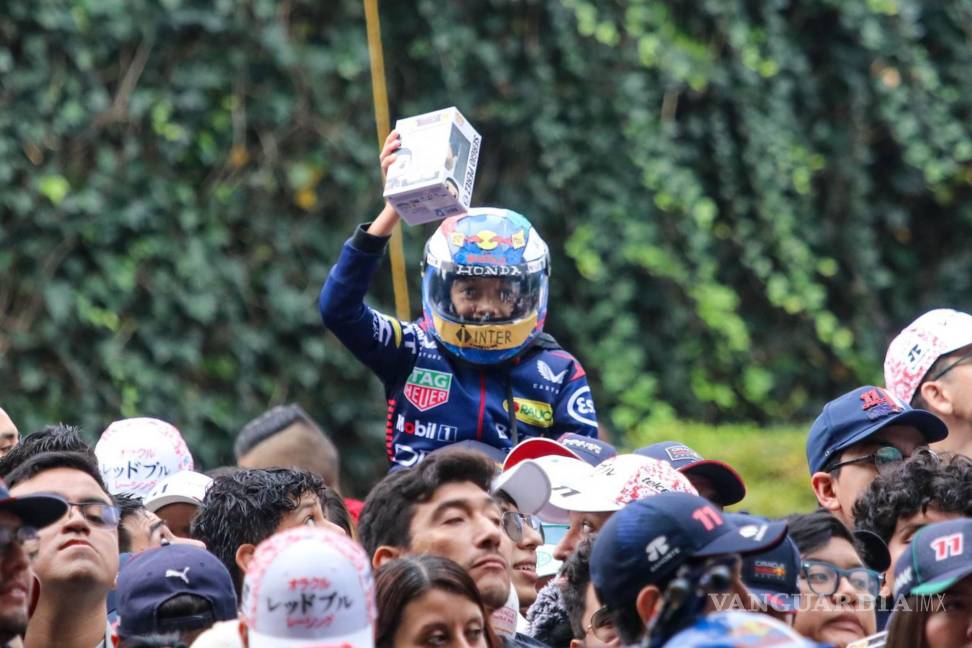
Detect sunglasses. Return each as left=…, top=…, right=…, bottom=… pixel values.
left=501, top=511, right=544, bottom=544
left=826, top=446, right=937, bottom=473
left=585, top=605, right=618, bottom=643
left=929, top=349, right=972, bottom=381
left=0, top=526, right=39, bottom=559
left=65, top=500, right=121, bottom=527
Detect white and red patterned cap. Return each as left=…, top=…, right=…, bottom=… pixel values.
left=240, top=527, right=375, bottom=648
left=542, top=454, right=697, bottom=518
left=95, top=418, right=193, bottom=498
left=884, top=309, right=972, bottom=404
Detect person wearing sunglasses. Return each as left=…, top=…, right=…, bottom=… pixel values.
left=492, top=459, right=551, bottom=620
left=806, top=385, right=947, bottom=529
left=561, top=538, right=619, bottom=648
left=6, top=450, right=121, bottom=648
left=885, top=308, right=972, bottom=460
left=786, top=511, right=884, bottom=647
left=0, top=475, right=67, bottom=648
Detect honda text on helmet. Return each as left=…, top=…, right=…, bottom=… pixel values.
left=422, top=208, right=550, bottom=365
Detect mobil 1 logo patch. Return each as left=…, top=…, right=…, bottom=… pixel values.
left=396, top=415, right=457, bottom=442
left=567, top=386, right=596, bottom=427
left=404, top=368, right=453, bottom=412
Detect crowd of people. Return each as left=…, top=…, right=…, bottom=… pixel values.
left=4, top=133, right=972, bottom=648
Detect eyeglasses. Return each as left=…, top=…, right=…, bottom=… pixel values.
left=585, top=605, right=617, bottom=643
left=0, top=526, right=39, bottom=559
left=66, top=501, right=121, bottom=527
left=501, top=511, right=544, bottom=544
left=929, top=349, right=972, bottom=381
left=800, top=560, right=882, bottom=598
left=826, top=446, right=936, bottom=474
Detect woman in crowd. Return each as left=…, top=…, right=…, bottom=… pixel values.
left=375, top=555, right=501, bottom=648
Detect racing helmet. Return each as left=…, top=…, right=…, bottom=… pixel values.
left=421, top=207, right=550, bottom=364
left=662, top=611, right=827, bottom=647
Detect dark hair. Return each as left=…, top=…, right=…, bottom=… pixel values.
left=0, top=424, right=95, bottom=478
left=190, top=468, right=328, bottom=597
left=374, top=555, right=499, bottom=648
left=115, top=493, right=146, bottom=553
left=853, top=453, right=972, bottom=544
left=885, top=597, right=932, bottom=648
left=117, top=632, right=186, bottom=648
left=320, top=485, right=355, bottom=538
left=784, top=509, right=857, bottom=556
left=6, top=450, right=108, bottom=493
left=234, top=405, right=339, bottom=486
left=156, top=593, right=215, bottom=631
left=562, top=538, right=594, bottom=639
left=358, top=450, right=497, bottom=558
left=527, top=579, right=576, bottom=648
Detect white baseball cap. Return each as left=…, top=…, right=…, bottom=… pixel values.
left=240, top=527, right=375, bottom=648
left=542, top=454, right=697, bottom=519
left=95, top=418, right=194, bottom=498
left=143, top=470, right=213, bottom=512
left=492, top=459, right=551, bottom=515
left=885, top=308, right=972, bottom=403
left=529, top=455, right=595, bottom=523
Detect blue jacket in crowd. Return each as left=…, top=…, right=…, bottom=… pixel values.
left=319, top=225, right=599, bottom=470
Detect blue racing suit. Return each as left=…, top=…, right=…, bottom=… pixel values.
left=319, top=225, right=598, bottom=470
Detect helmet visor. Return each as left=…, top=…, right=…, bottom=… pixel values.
left=423, top=261, right=547, bottom=325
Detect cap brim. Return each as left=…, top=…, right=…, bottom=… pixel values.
left=531, top=456, right=596, bottom=523
left=853, top=529, right=891, bottom=573
left=695, top=519, right=788, bottom=558
left=504, top=438, right=581, bottom=470
left=0, top=493, right=68, bottom=529
left=493, top=460, right=551, bottom=515
left=143, top=494, right=202, bottom=512
left=680, top=460, right=747, bottom=506
left=910, top=564, right=972, bottom=596
left=747, top=588, right=799, bottom=613
left=830, top=409, right=949, bottom=460
left=247, top=624, right=374, bottom=648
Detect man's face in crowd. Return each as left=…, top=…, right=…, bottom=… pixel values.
left=0, top=411, right=18, bottom=457
left=792, top=537, right=876, bottom=648
left=407, top=481, right=512, bottom=611
left=553, top=511, right=612, bottom=562
left=0, top=510, right=31, bottom=641
left=885, top=505, right=959, bottom=596
left=823, top=425, right=926, bottom=526
left=154, top=502, right=199, bottom=539
left=450, top=278, right=517, bottom=322
left=925, top=575, right=972, bottom=648
left=275, top=491, right=340, bottom=533
left=498, top=499, right=542, bottom=611
left=11, top=468, right=118, bottom=591
left=122, top=509, right=205, bottom=553
left=923, top=344, right=972, bottom=424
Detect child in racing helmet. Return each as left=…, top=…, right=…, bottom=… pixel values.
left=319, top=130, right=598, bottom=470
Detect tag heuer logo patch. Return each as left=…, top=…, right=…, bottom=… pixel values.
left=404, top=368, right=453, bottom=412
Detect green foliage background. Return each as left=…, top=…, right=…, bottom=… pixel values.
left=3, top=0, right=972, bottom=510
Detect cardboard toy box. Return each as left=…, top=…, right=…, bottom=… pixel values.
left=383, top=107, right=481, bottom=225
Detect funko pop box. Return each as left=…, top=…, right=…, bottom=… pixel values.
left=383, top=107, right=481, bottom=226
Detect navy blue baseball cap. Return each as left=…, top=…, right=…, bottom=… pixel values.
left=727, top=513, right=800, bottom=612
left=806, top=385, right=947, bottom=475
left=590, top=492, right=787, bottom=610
left=116, top=544, right=237, bottom=637
left=894, top=518, right=972, bottom=598
left=636, top=441, right=746, bottom=507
